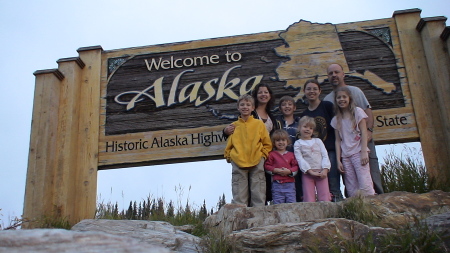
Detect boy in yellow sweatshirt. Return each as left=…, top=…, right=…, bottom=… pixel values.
left=224, top=94, right=272, bottom=207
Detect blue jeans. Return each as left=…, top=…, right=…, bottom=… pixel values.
left=272, top=181, right=296, bottom=204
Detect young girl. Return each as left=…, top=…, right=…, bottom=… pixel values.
left=265, top=129, right=299, bottom=204
left=330, top=86, right=375, bottom=197
left=294, top=116, right=331, bottom=202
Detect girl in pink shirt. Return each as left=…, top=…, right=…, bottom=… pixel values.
left=330, top=87, right=375, bottom=197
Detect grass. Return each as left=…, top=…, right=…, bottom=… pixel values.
left=381, top=145, right=450, bottom=193
left=334, top=194, right=381, bottom=227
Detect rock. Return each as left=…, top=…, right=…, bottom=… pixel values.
left=421, top=211, right=450, bottom=248
left=0, top=229, right=170, bottom=253
left=361, top=191, right=450, bottom=228
left=204, top=202, right=339, bottom=234
left=228, top=218, right=395, bottom=252
left=71, top=219, right=200, bottom=253
left=2, top=192, right=448, bottom=252
left=204, top=191, right=450, bottom=235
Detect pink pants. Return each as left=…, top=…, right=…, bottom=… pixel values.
left=342, top=152, right=375, bottom=197
left=302, top=173, right=331, bottom=202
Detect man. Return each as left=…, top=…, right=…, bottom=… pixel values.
left=323, top=63, right=384, bottom=195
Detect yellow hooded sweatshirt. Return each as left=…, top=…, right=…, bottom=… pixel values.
left=224, top=116, right=272, bottom=168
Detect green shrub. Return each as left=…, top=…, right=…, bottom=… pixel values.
left=381, top=146, right=429, bottom=193
left=198, top=228, right=234, bottom=253
left=335, top=194, right=381, bottom=226
left=381, top=145, right=450, bottom=193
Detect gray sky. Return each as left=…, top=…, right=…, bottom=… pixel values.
left=0, top=0, right=447, bottom=225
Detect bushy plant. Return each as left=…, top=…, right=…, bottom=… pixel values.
left=381, top=145, right=450, bottom=193
left=198, top=228, right=235, bottom=253
left=381, top=146, right=429, bottom=193
left=381, top=221, right=447, bottom=253
left=335, top=194, right=381, bottom=226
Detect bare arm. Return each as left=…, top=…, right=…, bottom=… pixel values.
left=334, top=129, right=344, bottom=173
left=359, top=119, right=369, bottom=165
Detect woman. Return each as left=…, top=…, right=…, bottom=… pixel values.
left=224, top=83, right=276, bottom=135
left=224, top=83, right=277, bottom=203
left=300, top=79, right=344, bottom=202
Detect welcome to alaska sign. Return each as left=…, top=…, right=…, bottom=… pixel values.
left=99, top=17, right=414, bottom=169
left=25, top=9, right=450, bottom=226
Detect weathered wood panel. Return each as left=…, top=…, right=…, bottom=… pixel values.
left=393, top=9, right=449, bottom=181
left=98, top=17, right=422, bottom=168
left=53, top=58, right=84, bottom=224
left=23, top=71, right=62, bottom=227
left=74, top=47, right=102, bottom=222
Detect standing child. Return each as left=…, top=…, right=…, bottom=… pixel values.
left=224, top=94, right=272, bottom=207
left=274, top=96, right=301, bottom=152
left=330, top=86, right=375, bottom=197
left=273, top=95, right=303, bottom=202
left=265, top=129, right=299, bottom=204
left=294, top=116, right=332, bottom=202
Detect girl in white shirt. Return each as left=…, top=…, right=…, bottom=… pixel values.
left=294, top=116, right=331, bottom=202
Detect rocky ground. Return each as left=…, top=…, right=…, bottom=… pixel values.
left=1, top=191, right=449, bottom=252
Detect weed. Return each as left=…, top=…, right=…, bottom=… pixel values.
left=198, top=228, right=235, bottom=253
left=335, top=194, right=381, bottom=226
left=36, top=215, right=71, bottom=229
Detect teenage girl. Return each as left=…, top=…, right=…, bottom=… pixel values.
left=294, top=116, right=331, bottom=202
left=330, top=86, right=375, bottom=197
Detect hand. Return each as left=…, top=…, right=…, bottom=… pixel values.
left=318, top=169, right=329, bottom=179
left=279, top=167, right=292, bottom=176
left=273, top=168, right=282, bottom=174
left=361, top=152, right=369, bottom=165
left=307, top=170, right=318, bottom=177
left=337, top=162, right=345, bottom=173
left=224, top=124, right=235, bottom=135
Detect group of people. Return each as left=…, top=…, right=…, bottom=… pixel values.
left=224, top=63, right=384, bottom=207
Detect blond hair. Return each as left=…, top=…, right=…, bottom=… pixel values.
left=298, top=116, right=316, bottom=137
left=334, top=86, right=357, bottom=131
left=237, top=94, right=255, bottom=107
left=270, top=129, right=291, bottom=147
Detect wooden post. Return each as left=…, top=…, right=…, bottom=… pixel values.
left=24, top=47, right=103, bottom=227
left=393, top=9, right=450, bottom=184
left=73, top=46, right=102, bottom=223
left=53, top=57, right=85, bottom=225
left=23, top=70, right=64, bottom=228
left=441, top=26, right=450, bottom=58
left=417, top=17, right=450, bottom=176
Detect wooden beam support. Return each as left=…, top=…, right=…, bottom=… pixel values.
left=416, top=17, right=450, bottom=182
left=72, top=46, right=103, bottom=223
left=23, top=70, right=63, bottom=228
left=393, top=9, right=450, bottom=184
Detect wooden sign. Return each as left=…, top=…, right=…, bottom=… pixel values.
left=25, top=9, right=450, bottom=226
left=99, top=18, right=417, bottom=168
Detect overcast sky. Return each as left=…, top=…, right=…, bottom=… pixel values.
left=0, top=0, right=448, bottom=226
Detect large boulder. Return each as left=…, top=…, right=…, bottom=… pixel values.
left=204, top=202, right=339, bottom=234
left=228, top=218, right=395, bottom=252
left=0, top=229, right=170, bottom=253
left=421, top=211, right=450, bottom=249
left=362, top=190, right=450, bottom=228
left=204, top=191, right=450, bottom=234
left=71, top=219, right=200, bottom=253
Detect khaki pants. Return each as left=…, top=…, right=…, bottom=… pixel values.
left=231, top=158, right=266, bottom=207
